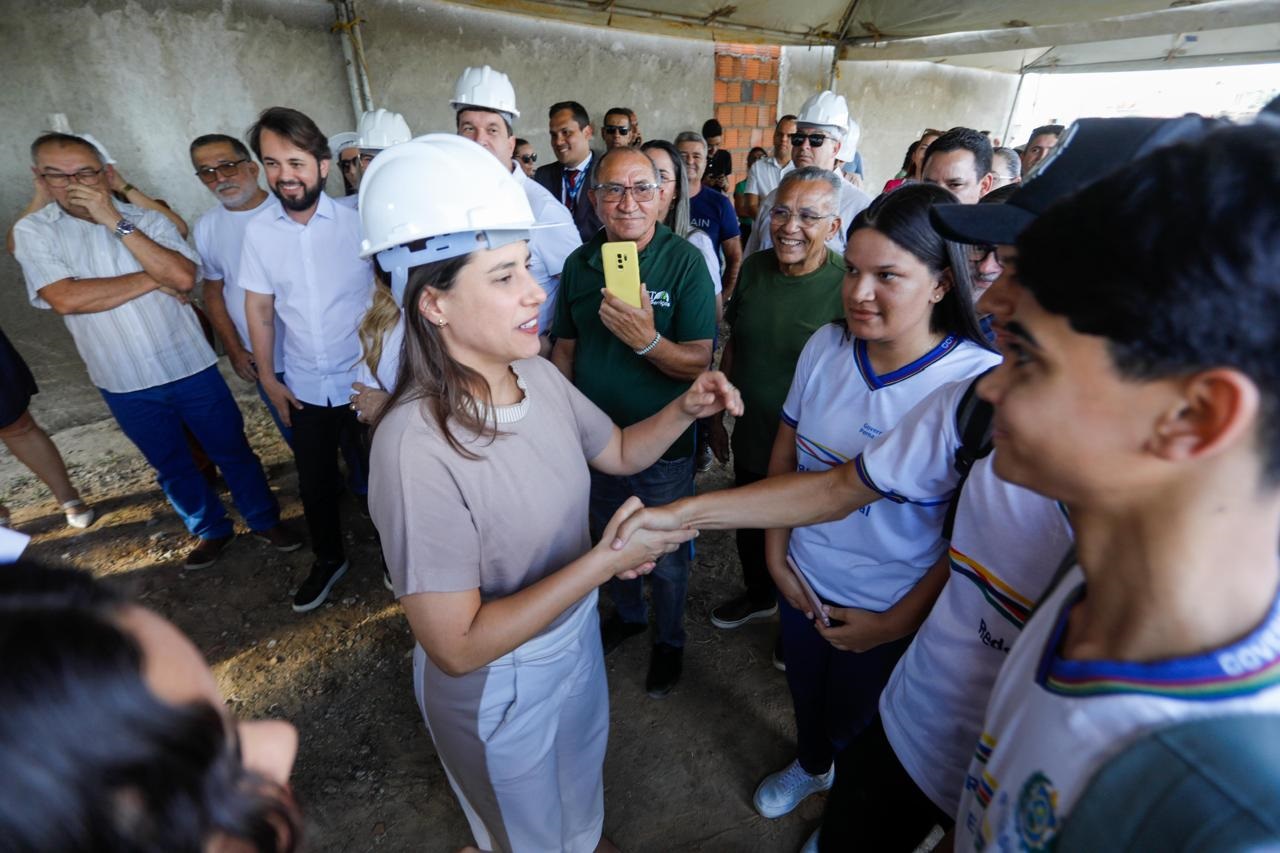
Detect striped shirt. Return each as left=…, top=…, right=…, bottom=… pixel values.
left=13, top=202, right=213, bottom=393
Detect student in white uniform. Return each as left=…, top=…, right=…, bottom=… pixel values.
left=954, top=122, right=1280, bottom=850
left=361, top=135, right=742, bottom=853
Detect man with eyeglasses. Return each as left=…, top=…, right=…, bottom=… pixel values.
left=188, top=133, right=293, bottom=445
left=329, top=131, right=361, bottom=199
left=707, top=167, right=847, bottom=648
left=551, top=146, right=717, bottom=698
left=535, top=100, right=604, bottom=242
left=602, top=107, right=637, bottom=150
left=12, top=132, right=292, bottom=570
left=677, top=130, right=743, bottom=298
left=990, top=147, right=1022, bottom=190
left=451, top=65, right=580, bottom=349
left=744, top=92, right=872, bottom=257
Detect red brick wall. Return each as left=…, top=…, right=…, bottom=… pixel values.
left=712, top=43, right=781, bottom=189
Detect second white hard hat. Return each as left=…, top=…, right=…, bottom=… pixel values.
left=450, top=65, right=521, bottom=119
left=837, top=117, right=861, bottom=162
left=330, top=131, right=360, bottom=155
left=797, top=91, right=850, bottom=138
left=358, top=134, right=535, bottom=302
left=357, top=109, right=412, bottom=150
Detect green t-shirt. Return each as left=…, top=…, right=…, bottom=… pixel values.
left=552, top=223, right=717, bottom=459
left=724, top=248, right=846, bottom=474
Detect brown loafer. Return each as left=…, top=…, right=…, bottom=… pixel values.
left=184, top=534, right=235, bottom=570
left=253, top=523, right=303, bottom=553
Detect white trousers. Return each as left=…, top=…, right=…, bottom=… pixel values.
left=413, top=591, right=609, bottom=853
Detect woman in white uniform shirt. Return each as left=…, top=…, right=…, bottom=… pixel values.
left=360, top=136, right=742, bottom=853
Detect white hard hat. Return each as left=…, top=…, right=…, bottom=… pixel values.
left=357, top=109, right=412, bottom=150
left=450, top=65, right=521, bottom=119
left=358, top=134, right=536, bottom=303
left=330, top=131, right=360, bottom=155
left=796, top=91, right=850, bottom=138
left=837, top=117, right=861, bottom=162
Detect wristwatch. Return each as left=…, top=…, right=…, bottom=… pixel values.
left=113, top=217, right=137, bottom=238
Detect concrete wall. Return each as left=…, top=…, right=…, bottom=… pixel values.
left=780, top=45, right=1020, bottom=192
left=0, top=0, right=713, bottom=433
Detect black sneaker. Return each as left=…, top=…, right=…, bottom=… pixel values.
left=696, top=444, right=715, bottom=473
left=710, top=593, right=778, bottom=629
left=292, top=559, right=348, bottom=613
left=646, top=643, right=683, bottom=698
left=600, top=612, right=647, bottom=655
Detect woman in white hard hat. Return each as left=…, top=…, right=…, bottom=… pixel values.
left=360, top=135, right=742, bottom=853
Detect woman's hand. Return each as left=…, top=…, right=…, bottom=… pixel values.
left=766, top=556, right=814, bottom=619
left=813, top=606, right=894, bottom=653
left=350, top=382, right=390, bottom=424
left=679, top=371, right=744, bottom=420
left=598, top=496, right=697, bottom=580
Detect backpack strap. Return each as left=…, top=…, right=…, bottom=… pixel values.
left=942, top=368, right=997, bottom=541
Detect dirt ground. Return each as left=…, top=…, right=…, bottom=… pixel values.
left=1, top=374, right=823, bottom=853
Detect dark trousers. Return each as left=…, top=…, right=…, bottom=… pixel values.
left=733, top=465, right=775, bottom=607
left=291, top=401, right=366, bottom=564
left=779, top=594, right=912, bottom=775
left=819, top=715, right=953, bottom=852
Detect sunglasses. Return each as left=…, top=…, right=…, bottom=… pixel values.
left=194, top=159, right=251, bottom=183
left=518, top=153, right=538, bottom=164
left=603, top=125, right=632, bottom=136
left=789, top=133, right=831, bottom=148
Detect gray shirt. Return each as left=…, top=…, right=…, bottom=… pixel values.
left=370, top=356, right=615, bottom=607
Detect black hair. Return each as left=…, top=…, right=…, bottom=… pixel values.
left=604, top=107, right=633, bottom=124
left=924, top=127, right=994, bottom=179
left=845, top=183, right=990, bottom=347
left=247, top=106, right=330, bottom=163
left=1027, top=124, right=1065, bottom=143
left=548, top=100, right=591, bottom=129
left=189, top=133, right=253, bottom=162
left=454, top=105, right=513, bottom=136
left=900, top=140, right=920, bottom=174
left=515, top=137, right=530, bottom=148
left=1018, top=122, right=1280, bottom=482
left=29, top=132, right=101, bottom=164
left=0, top=562, right=299, bottom=851
left=778, top=114, right=798, bottom=125
left=702, top=118, right=724, bottom=138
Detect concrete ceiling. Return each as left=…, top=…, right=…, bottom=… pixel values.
left=438, top=0, right=1280, bottom=72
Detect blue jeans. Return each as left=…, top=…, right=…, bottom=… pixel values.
left=589, top=455, right=695, bottom=648
left=100, top=365, right=279, bottom=539
left=779, top=594, right=913, bottom=775
left=256, top=372, right=294, bottom=448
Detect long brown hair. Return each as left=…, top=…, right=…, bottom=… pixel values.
left=358, top=283, right=400, bottom=382
left=371, top=252, right=501, bottom=459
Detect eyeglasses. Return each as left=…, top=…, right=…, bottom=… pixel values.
left=968, top=244, right=1002, bottom=264
left=518, top=153, right=538, bottom=164
left=602, top=125, right=632, bottom=136
left=769, top=207, right=834, bottom=228
left=41, top=168, right=104, bottom=187
left=789, top=133, right=831, bottom=148
left=194, top=158, right=251, bottom=183
left=338, top=157, right=361, bottom=173
left=592, top=182, right=659, bottom=202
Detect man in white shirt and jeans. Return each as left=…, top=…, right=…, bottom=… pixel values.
left=12, top=132, right=293, bottom=570
left=189, top=132, right=292, bottom=444
left=241, top=107, right=374, bottom=613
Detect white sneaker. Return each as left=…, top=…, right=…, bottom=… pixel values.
left=62, top=499, right=96, bottom=529
left=800, top=827, right=820, bottom=853
left=753, top=758, right=835, bottom=819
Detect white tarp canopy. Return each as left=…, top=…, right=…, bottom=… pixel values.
left=441, top=0, right=1280, bottom=73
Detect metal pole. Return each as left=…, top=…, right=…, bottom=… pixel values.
left=1001, top=68, right=1026, bottom=148
left=334, top=1, right=363, bottom=125
left=346, top=0, right=375, bottom=112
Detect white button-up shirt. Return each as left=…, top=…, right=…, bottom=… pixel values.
left=238, top=194, right=374, bottom=406
left=192, top=195, right=286, bottom=368
left=744, top=156, right=792, bottom=197
left=13, top=202, right=214, bottom=394
left=511, top=165, right=581, bottom=331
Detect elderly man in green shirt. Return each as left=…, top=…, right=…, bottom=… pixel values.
left=707, top=168, right=847, bottom=653
left=551, top=146, right=717, bottom=698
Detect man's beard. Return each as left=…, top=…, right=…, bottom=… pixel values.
left=271, top=177, right=323, bottom=212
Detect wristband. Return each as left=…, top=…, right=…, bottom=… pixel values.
left=634, top=332, right=661, bottom=356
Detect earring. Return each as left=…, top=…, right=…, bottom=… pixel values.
left=437, top=319, right=447, bottom=327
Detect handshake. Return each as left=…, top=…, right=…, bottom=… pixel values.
left=597, top=496, right=694, bottom=582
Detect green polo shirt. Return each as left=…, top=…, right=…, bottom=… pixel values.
left=552, top=223, right=716, bottom=459
left=724, top=248, right=846, bottom=474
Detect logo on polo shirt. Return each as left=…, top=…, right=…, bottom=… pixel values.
left=1014, top=771, right=1059, bottom=851
left=649, top=290, right=671, bottom=308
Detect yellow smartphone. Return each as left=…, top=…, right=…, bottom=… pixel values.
left=602, top=241, right=642, bottom=308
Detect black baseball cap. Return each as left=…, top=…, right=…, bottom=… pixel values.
left=930, top=115, right=1223, bottom=246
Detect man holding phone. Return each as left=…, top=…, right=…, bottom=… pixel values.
left=551, top=146, right=717, bottom=698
